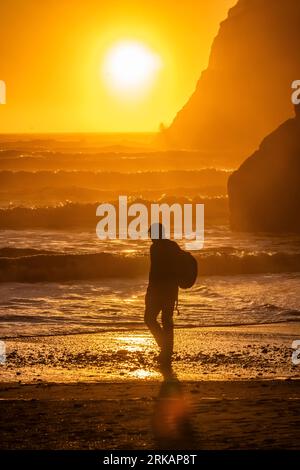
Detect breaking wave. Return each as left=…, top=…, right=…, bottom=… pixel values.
left=0, top=249, right=299, bottom=282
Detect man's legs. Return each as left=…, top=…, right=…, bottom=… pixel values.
left=161, top=300, right=175, bottom=360
left=144, top=292, right=176, bottom=361
left=144, top=296, right=163, bottom=350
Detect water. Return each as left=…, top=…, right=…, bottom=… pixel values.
left=1, top=273, right=300, bottom=338
left=1, top=226, right=300, bottom=255
left=0, top=137, right=300, bottom=339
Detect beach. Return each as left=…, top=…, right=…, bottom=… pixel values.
left=0, top=379, right=299, bottom=450
left=2, top=323, right=300, bottom=382
left=1, top=323, right=299, bottom=449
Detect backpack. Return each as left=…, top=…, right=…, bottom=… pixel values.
left=176, top=250, right=198, bottom=289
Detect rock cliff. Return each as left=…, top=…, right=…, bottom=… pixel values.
left=167, top=0, right=300, bottom=165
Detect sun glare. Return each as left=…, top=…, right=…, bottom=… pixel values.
left=102, top=40, right=162, bottom=97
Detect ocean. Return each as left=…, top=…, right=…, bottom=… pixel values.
left=0, top=134, right=300, bottom=339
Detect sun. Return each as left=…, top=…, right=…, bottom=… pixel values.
left=102, top=40, right=162, bottom=97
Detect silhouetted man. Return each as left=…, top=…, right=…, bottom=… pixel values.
left=144, top=223, right=180, bottom=365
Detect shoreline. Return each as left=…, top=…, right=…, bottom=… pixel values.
left=1, top=320, right=299, bottom=340
left=1, top=323, right=299, bottom=383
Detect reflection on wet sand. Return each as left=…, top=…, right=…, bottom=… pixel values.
left=152, top=363, right=197, bottom=449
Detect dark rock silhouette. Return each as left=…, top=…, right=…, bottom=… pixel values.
left=228, top=105, right=300, bottom=232
left=167, top=0, right=300, bottom=165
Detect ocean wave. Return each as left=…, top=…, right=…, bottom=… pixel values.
left=0, top=198, right=229, bottom=229
left=0, top=169, right=229, bottom=191
left=0, top=149, right=232, bottom=172
left=0, top=250, right=299, bottom=282
left=0, top=247, right=55, bottom=257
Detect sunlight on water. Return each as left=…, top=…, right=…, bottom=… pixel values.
left=130, top=368, right=159, bottom=379
left=124, top=296, right=138, bottom=303
left=1, top=274, right=300, bottom=338
left=116, top=335, right=153, bottom=352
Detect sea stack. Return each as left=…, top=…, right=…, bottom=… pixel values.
left=228, top=105, right=300, bottom=232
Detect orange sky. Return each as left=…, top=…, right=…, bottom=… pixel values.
left=0, top=0, right=235, bottom=133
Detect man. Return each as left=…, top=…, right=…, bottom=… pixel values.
left=144, top=223, right=181, bottom=365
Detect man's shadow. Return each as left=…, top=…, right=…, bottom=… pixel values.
left=152, top=362, right=197, bottom=449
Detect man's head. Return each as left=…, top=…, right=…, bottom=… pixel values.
left=148, top=223, right=165, bottom=241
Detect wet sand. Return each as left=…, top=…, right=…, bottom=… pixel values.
left=0, top=380, right=299, bottom=449
left=1, top=323, right=299, bottom=382
left=0, top=324, right=299, bottom=449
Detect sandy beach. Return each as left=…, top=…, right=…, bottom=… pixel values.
left=0, top=380, right=299, bottom=450
left=0, top=323, right=299, bottom=449
left=2, top=323, right=299, bottom=382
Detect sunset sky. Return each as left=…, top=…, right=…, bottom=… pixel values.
left=0, top=0, right=235, bottom=133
